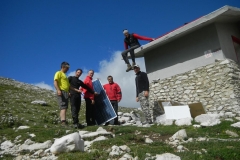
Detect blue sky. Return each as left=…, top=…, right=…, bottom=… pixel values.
left=1, top=0, right=240, bottom=108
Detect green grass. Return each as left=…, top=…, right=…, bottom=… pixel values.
left=1, top=78, right=240, bottom=160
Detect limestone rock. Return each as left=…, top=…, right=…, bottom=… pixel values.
left=220, top=59, right=231, bottom=65
left=171, top=129, right=187, bottom=141
left=17, top=126, right=30, bottom=130
left=50, top=132, right=84, bottom=155
left=81, top=132, right=99, bottom=138
left=119, top=145, right=131, bottom=152
left=195, top=114, right=221, bottom=126
left=119, top=153, right=134, bottom=160
left=175, top=118, right=192, bottom=126
left=231, top=122, right=240, bottom=128
left=156, top=114, right=174, bottom=126
left=145, top=138, right=153, bottom=144
left=119, top=116, right=131, bottom=123
left=156, top=153, right=181, bottom=160
left=92, top=136, right=108, bottom=143
left=1, top=140, right=14, bottom=150
left=19, top=140, right=52, bottom=152
left=31, top=100, right=47, bottom=106
left=109, top=145, right=123, bottom=156
left=225, top=130, right=239, bottom=137
left=24, top=139, right=35, bottom=145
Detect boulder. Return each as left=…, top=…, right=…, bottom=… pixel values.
left=231, top=122, right=240, bottom=128
left=50, top=132, right=84, bottom=155
left=156, top=153, right=181, bottom=160
left=195, top=114, right=221, bottom=126
left=31, top=100, right=48, bottom=106
left=19, top=140, right=52, bottom=152
left=171, top=129, right=187, bottom=141
left=175, top=118, right=192, bottom=126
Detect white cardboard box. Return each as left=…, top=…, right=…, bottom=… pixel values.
left=164, top=105, right=192, bottom=120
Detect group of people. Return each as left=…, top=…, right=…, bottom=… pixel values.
left=54, top=62, right=122, bottom=128
left=53, top=29, right=154, bottom=128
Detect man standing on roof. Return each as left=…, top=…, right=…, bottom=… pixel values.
left=122, top=29, right=155, bottom=72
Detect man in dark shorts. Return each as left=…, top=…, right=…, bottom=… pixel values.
left=54, top=62, right=70, bottom=126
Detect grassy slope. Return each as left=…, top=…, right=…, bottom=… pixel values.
left=0, top=78, right=240, bottom=160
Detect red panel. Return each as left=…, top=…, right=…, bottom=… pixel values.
left=232, top=36, right=240, bottom=62
left=232, top=36, right=240, bottom=44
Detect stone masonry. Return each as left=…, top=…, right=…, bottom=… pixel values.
left=149, top=59, right=240, bottom=118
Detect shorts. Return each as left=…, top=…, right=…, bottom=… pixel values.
left=57, top=90, right=69, bottom=110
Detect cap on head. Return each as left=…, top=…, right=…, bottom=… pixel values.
left=133, top=64, right=140, bottom=69
left=123, top=29, right=128, bottom=34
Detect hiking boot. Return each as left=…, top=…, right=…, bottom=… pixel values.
left=148, top=120, right=153, bottom=124
left=74, top=123, right=85, bottom=129
left=132, top=62, right=136, bottom=68
left=61, top=121, right=68, bottom=128
left=61, top=120, right=68, bottom=124
left=141, top=121, right=148, bottom=125
left=104, top=122, right=110, bottom=126
left=126, top=64, right=132, bottom=72
left=142, top=120, right=153, bottom=125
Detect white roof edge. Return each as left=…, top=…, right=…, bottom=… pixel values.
left=135, top=5, right=240, bottom=57
left=226, top=5, right=240, bottom=11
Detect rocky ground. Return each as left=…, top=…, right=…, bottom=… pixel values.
left=1, top=77, right=240, bottom=160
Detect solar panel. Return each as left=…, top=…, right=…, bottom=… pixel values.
left=92, top=79, right=117, bottom=125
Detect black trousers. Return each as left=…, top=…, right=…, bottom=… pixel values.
left=110, top=100, right=119, bottom=125
left=70, top=94, right=81, bottom=124
left=121, top=45, right=140, bottom=64
left=85, top=98, right=96, bottom=126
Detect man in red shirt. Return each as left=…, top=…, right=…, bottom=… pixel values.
left=103, top=75, right=122, bottom=125
left=82, top=70, right=98, bottom=126
left=122, top=29, right=155, bottom=72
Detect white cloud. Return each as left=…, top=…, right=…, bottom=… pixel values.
left=68, top=51, right=146, bottom=108
left=34, top=81, right=54, bottom=91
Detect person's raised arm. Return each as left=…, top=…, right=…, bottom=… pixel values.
left=133, top=33, right=154, bottom=41
left=80, top=80, right=95, bottom=94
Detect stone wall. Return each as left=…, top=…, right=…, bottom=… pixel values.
left=149, top=59, right=240, bottom=117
